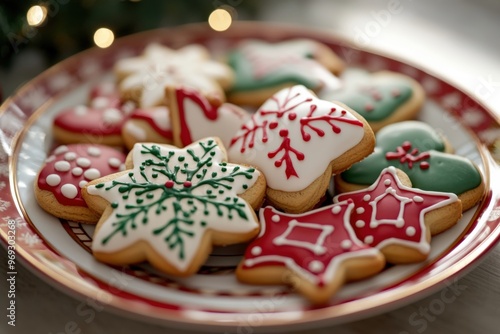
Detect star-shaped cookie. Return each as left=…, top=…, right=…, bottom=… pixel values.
left=82, top=138, right=265, bottom=276
left=334, top=167, right=462, bottom=263
left=114, top=43, right=234, bottom=108
left=236, top=202, right=385, bottom=304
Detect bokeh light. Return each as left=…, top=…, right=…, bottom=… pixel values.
left=208, top=8, right=232, bottom=32
left=93, top=28, right=115, bottom=48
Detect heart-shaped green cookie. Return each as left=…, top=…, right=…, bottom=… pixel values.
left=324, top=70, right=425, bottom=132
left=337, top=121, right=483, bottom=211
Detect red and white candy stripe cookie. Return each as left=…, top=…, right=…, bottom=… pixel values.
left=35, top=144, right=126, bottom=223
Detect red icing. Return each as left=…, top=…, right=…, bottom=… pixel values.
left=38, top=144, right=126, bottom=206
left=129, top=108, right=173, bottom=140
left=335, top=168, right=456, bottom=251
left=54, top=83, right=129, bottom=136
left=385, top=141, right=431, bottom=169
left=242, top=203, right=375, bottom=287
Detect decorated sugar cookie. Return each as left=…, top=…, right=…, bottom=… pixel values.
left=228, top=85, right=375, bottom=213
left=166, top=86, right=250, bottom=148
left=337, top=121, right=484, bottom=211
left=34, top=144, right=126, bottom=223
left=82, top=138, right=266, bottom=276
left=114, top=43, right=234, bottom=108
left=121, top=106, right=173, bottom=150
left=53, top=82, right=134, bottom=146
left=227, top=39, right=344, bottom=107
left=322, top=70, right=425, bottom=132
left=236, top=202, right=385, bottom=304
left=334, top=167, right=462, bottom=263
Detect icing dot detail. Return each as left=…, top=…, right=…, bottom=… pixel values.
left=54, top=146, right=68, bottom=155
left=87, top=147, right=101, bottom=157
left=251, top=246, right=262, bottom=256
left=340, top=240, right=352, bottom=250
left=384, top=179, right=391, bottom=186
left=308, top=260, right=324, bottom=273
left=363, top=194, right=371, bottom=202
left=45, top=155, right=55, bottom=163
left=355, top=220, right=365, bottom=228
left=413, top=196, right=424, bottom=203
left=64, top=152, right=77, bottom=161
left=271, top=215, right=280, bottom=223
left=165, top=180, right=174, bottom=188
left=79, top=180, right=88, bottom=188
left=77, top=157, right=91, bottom=168
left=356, top=207, right=365, bottom=214
left=364, top=235, right=374, bottom=244
left=103, top=108, right=124, bottom=125
left=72, top=167, right=83, bottom=176
left=108, top=157, right=121, bottom=168
left=406, top=226, right=416, bottom=237
left=54, top=161, right=70, bottom=172
left=84, top=168, right=101, bottom=180
left=331, top=206, right=342, bottom=214
left=45, top=174, right=61, bottom=187
left=61, top=184, right=78, bottom=199
left=74, top=105, right=88, bottom=116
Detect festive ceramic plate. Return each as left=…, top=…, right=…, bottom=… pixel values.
left=1, top=22, right=500, bottom=332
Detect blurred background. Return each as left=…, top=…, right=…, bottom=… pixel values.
left=2, top=0, right=500, bottom=108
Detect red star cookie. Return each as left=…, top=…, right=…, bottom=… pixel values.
left=334, top=167, right=462, bottom=263
left=236, top=202, right=385, bottom=304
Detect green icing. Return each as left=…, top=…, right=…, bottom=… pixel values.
left=341, top=121, right=482, bottom=195
left=98, top=140, right=256, bottom=260
left=330, top=82, right=412, bottom=121
left=228, top=50, right=319, bottom=92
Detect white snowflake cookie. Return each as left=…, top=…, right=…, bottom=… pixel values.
left=82, top=137, right=266, bottom=276
left=114, top=43, right=234, bottom=108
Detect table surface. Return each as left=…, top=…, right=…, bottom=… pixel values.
left=2, top=1, right=500, bottom=333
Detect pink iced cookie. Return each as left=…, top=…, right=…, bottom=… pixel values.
left=35, top=144, right=126, bottom=223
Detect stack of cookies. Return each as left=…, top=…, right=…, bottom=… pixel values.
left=35, top=39, right=484, bottom=304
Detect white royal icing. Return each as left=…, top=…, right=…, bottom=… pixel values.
left=115, top=43, right=233, bottom=108
left=88, top=138, right=260, bottom=272
left=228, top=85, right=365, bottom=191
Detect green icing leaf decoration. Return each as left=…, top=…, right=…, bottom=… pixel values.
left=93, top=139, right=257, bottom=262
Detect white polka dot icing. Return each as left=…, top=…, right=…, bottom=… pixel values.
left=108, top=157, right=121, bottom=168
left=251, top=246, right=262, bottom=256
left=340, top=240, right=352, bottom=250
left=45, top=174, right=61, bottom=187
left=406, top=226, right=416, bottom=237
left=308, top=260, right=324, bottom=273
left=61, top=184, right=78, bottom=199
left=64, top=152, right=77, bottom=161
left=54, top=161, right=70, bottom=172
left=84, top=168, right=101, bottom=180
left=77, top=157, right=91, bottom=168
left=74, top=105, right=88, bottom=116
left=37, top=144, right=127, bottom=207
left=103, top=108, right=124, bottom=125
left=271, top=215, right=280, bottom=222
left=54, top=145, right=68, bottom=155
left=72, top=167, right=83, bottom=176
left=364, top=235, right=374, bottom=244
left=87, top=147, right=101, bottom=157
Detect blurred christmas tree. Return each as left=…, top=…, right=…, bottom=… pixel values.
left=0, top=0, right=258, bottom=68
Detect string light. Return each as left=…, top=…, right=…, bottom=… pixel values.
left=26, top=5, right=47, bottom=27
left=208, top=8, right=232, bottom=32
left=93, top=28, right=115, bottom=48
